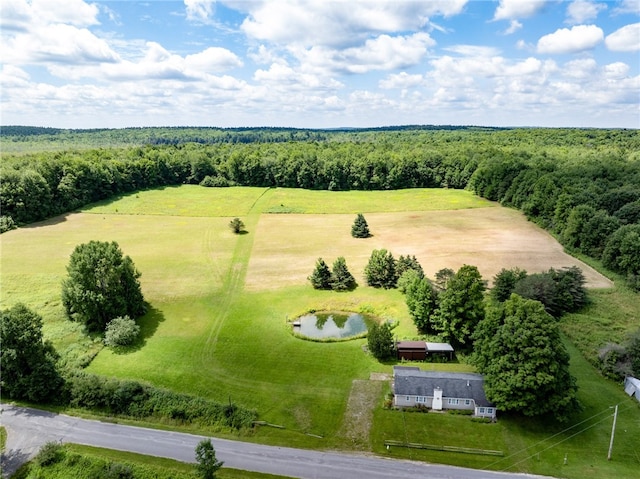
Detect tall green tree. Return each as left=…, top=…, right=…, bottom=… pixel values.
left=308, top=257, right=332, bottom=289
left=0, top=303, right=64, bottom=402
left=330, top=257, right=357, bottom=291
left=351, top=213, right=371, bottom=238
left=61, top=241, right=146, bottom=332
left=473, top=295, right=580, bottom=422
left=432, top=265, right=485, bottom=351
left=491, top=267, right=527, bottom=302
left=367, top=321, right=395, bottom=361
left=195, top=438, right=223, bottom=479
left=396, top=254, right=424, bottom=279
left=364, top=249, right=397, bottom=288
left=405, top=275, right=439, bottom=334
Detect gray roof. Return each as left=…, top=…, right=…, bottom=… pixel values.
left=393, top=366, right=494, bottom=407
left=425, top=342, right=454, bottom=352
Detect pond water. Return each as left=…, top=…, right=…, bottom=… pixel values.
left=293, top=311, right=371, bottom=339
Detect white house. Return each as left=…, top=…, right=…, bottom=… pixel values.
left=392, top=366, right=497, bottom=419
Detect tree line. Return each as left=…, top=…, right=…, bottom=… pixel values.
left=2, top=127, right=639, bottom=288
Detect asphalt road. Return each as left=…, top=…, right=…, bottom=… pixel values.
left=1, top=404, right=553, bottom=479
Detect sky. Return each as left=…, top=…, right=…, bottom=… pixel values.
left=1, top=0, right=639, bottom=129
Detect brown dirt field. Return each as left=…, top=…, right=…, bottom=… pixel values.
left=244, top=207, right=613, bottom=291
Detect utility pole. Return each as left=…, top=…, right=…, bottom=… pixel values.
left=607, top=404, right=618, bottom=461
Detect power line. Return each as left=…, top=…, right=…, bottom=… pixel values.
left=484, top=402, right=632, bottom=471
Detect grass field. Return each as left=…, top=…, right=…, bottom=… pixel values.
left=2, top=185, right=637, bottom=478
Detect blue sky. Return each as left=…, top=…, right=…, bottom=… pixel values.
left=1, top=0, right=638, bottom=128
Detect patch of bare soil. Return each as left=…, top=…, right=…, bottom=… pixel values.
left=336, top=379, right=386, bottom=450
left=245, top=208, right=613, bottom=290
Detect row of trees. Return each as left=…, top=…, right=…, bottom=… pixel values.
left=308, top=257, right=357, bottom=291
left=3, top=128, right=638, bottom=290
left=469, top=153, right=640, bottom=289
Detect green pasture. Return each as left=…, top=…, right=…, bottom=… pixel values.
left=2, top=185, right=639, bottom=478
left=83, top=185, right=494, bottom=216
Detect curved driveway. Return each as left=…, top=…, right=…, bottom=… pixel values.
left=1, top=404, right=552, bottom=479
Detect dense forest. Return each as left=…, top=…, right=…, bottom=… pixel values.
left=2, top=126, right=639, bottom=289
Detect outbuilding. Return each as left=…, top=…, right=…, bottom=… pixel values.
left=396, top=341, right=427, bottom=360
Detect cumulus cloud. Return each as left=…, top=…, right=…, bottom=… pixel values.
left=613, top=0, right=640, bottom=15
left=494, top=0, right=547, bottom=21
left=293, top=32, right=435, bottom=74
left=185, top=47, right=243, bottom=71
left=566, top=1, right=607, bottom=24
left=537, top=25, right=604, bottom=54
left=504, top=20, right=523, bottom=34
left=5, top=23, right=119, bottom=65
left=184, top=0, right=216, bottom=24
left=238, top=0, right=466, bottom=48
left=379, top=72, right=424, bottom=89
left=253, top=63, right=343, bottom=89
left=605, top=23, right=640, bottom=52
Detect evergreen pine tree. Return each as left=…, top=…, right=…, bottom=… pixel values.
left=308, top=258, right=332, bottom=289
left=331, top=257, right=357, bottom=291
left=351, top=213, right=371, bottom=238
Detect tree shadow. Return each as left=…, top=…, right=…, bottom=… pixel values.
left=1, top=448, right=34, bottom=479
left=20, top=213, right=70, bottom=229
left=110, top=304, right=166, bottom=355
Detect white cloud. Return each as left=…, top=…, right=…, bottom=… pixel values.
left=184, top=0, right=216, bottom=24
left=5, top=23, right=119, bottom=65
left=494, top=0, right=547, bottom=21
left=253, top=63, right=343, bottom=89
left=504, top=20, right=523, bottom=34
left=537, top=25, right=604, bottom=54
left=293, top=32, right=435, bottom=74
left=238, top=0, right=466, bottom=48
left=185, top=47, right=243, bottom=71
left=613, top=0, right=640, bottom=15
left=379, top=72, right=424, bottom=89
left=605, top=23, right=640, bottom=52
left=1, top=0, right=100, bottom=30
left=566, top=1, right=607, bottom=24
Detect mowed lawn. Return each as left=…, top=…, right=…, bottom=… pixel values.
left=2, top=185, right=636, bottom=478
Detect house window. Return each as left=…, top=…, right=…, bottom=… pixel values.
left=464, top=400, right=471, bottom=406
left=406, top=396, right=411, bottom=401
left=447, top=398, right=459, bottom=405
left=416, top=396, right=426, bottom=403
left=478, top=407, right=485, bottom=414
left=487, top=408, right=493, bottom=414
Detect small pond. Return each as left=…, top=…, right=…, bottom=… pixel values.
left=292, top=311, right=372, bottom=339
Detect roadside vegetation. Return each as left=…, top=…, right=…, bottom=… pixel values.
left=1, top=126, right=639, bottom=479
left=12, top=443, right=290, bottom=479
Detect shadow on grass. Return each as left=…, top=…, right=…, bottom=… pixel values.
left=111, top=304, right=166, bottom=355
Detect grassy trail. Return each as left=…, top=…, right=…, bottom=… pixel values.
left=198, top=187, right=273, bottom=380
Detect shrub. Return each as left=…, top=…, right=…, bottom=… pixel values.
left=0, top=215, right=17, bottom=233
left=104, top=316, right=140, bottom=348
left=35, top=441, right=64, bottom=467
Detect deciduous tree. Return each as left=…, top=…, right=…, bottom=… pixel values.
left=432, top=265, right=485, bottom=351
left=491, top=267, right=527, bottom=302
left=367, top=321, right=394, bottom=361
left=473, top=294, right=580, bottom=422
left=0, top=303, right=64, bottom=402
left=405, top=275, right=439, bottom=334
left=61, top=241, right=146, bottom=332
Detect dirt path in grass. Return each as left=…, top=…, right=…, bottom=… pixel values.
left=336, top=379, right=386, bottom=450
